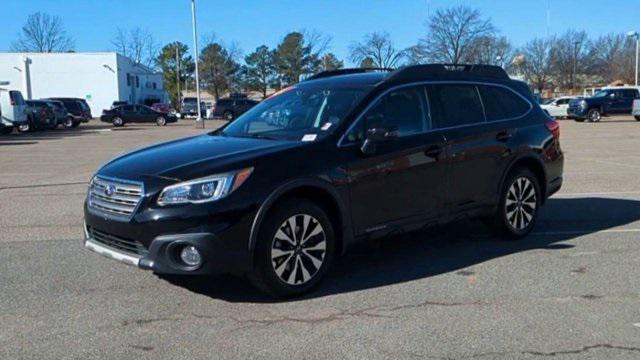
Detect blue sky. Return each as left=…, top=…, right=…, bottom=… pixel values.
left=2, top=0, right=639, bottom=65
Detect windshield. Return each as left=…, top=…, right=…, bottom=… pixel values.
left=220, top=85, right=368, bottom=141
left=593, top=91, right=608, bottom=97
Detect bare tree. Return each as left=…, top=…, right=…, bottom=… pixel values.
left=349, top=32, right=406, bottom=68
left=111, top=27, right=158, bottom=69
left=588, top=33, right=636, bottom=84
left=11, top=12, right=74, bottom=52
left=550, top=30, right=590, bottom=89
left=414, top=6, right=495, bottom=64
left=516, top=37, right=556, bottom=93
left=465, top=35, right=512, bottom=67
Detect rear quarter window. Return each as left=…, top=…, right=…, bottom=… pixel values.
left=478, top=85, right=531, bottom=121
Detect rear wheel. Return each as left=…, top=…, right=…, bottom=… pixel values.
left=17, top=120, right=32, bottom=132
left=0, top=127, right=13, bottom=135
left=223, top=111, right=234, bottom=121
left=491, top=167, right=541, bottom=239
left=156, top=116, right=167, bottom=126
left=112, top=117, right=124, bottom=127
left=63, top=117, right=75, bottom=128
left=249, top=199, right=335, bottom=298
left=587, top=108, right=601, bottom=122
left=635, top=116, right=640, bottom=121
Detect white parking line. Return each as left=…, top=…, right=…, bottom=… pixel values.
left=554, top=191, right=640, bottom=197
left=532, top=228, right=640, bottom=236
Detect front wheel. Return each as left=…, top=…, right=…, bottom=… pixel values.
left=491, top=167, right=541, bottom=239
left=635, top=116, right=640, bottom=121
left=156, top=116, right=167, bottom=126
left=223, top=111, right=234, bottom=121
left=587, top=108, right=601, bottom=122
left=112, top=117, right=124, bottom=127
left=249, top=199, right=335, bottom=297
left=17, top=122, right=31, bottom=132
left=63, top=117, right=75, bottom=128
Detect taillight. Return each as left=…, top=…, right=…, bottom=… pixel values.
left=545, top=119, right=560, bottom=139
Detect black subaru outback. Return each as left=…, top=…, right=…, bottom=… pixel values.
left=84, top=64, right=563, bottom=297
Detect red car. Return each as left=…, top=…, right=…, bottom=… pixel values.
left=151, top=103, right=173, bottom=113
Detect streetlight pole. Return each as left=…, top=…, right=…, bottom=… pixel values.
left=175, top=45, right=181, bottom=110
left=573, top=41, right=580, bottom=91
left=191, top=0, right=204, bottom=128
left=628, top=31, right=639, bottom=87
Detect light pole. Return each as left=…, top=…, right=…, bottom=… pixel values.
left=175, top=45, right=181, bottom=110
left=191, top=0, right=203, bottom=128
left=627, top=31, right=639, bottom=86
left=573, top=41, right=580, bottom=91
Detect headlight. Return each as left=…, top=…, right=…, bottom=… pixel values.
left=579, top=100, right=587, bottom=109
left=157, top=167, right=253, bottom=206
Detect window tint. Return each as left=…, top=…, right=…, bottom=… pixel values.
left=623, top=89, right=639, bottom=98
left=556, top=98, right=569, bottom=105
left=428, top=84, right=484, bottom=127
left=9, top=91, right=25, bottom=105
left=121, top=105, right=135, bottom=112
left=478, top=85, right=531, bottom=121
left=347, top=86, right=428, bottom=142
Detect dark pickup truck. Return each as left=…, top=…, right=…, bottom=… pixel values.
left=568, top=87, right=640, bottom=122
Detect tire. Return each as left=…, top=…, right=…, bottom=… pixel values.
left=490, top=167, right=541, bottom=240
left=112, top=117, right=124, bottom=127
left=17, top=121, right=31, bottom=133
left=223, top=111, right=234, bottom=121
left=635, top=116, right=640, bottom=121
left=574, top=118, right=585, bottom=122
left=63, top=117, right=75, bottom=128
left=0, top=127, right=13, bottom=135
left=156, top=116, right=167, bottom=126
left=249, top=199, right=335, bottom=298
left=71, top=121, right=80, bottom=128
left=587, top=108, right=601, bottom=122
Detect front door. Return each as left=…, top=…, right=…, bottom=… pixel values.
left=344, top=85, right=448, bottom=235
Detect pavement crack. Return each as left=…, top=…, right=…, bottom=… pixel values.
left=465, top=344, right=640, bottom=358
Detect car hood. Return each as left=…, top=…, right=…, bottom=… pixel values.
left=99, top=134, right=303, bottom=181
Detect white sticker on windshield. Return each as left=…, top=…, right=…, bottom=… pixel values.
left=301, top=134, right=317, bottom=142
left=321, top=122, right=332, bottom=131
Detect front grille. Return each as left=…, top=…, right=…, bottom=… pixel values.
left=87, top=226, right=148, bottom=256
left=88, top=176, right=144, bottom=220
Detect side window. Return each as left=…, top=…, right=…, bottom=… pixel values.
left=9, top=91, right=25, bottom=105
left=428, top=84, right=484, bottom=127
left=478, top=85, right=531, bottom=121
left=347, top=86, right=429, bottom=142
left=623, top=89, right=638, bottom=98
left=122, top=105, right=134, bottom=112
left=556, top=99, right=569, bottom=105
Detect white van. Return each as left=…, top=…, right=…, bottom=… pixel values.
left=0, top=88, right=28, bottom=134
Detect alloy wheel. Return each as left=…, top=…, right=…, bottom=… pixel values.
left=270, top=214, right=327, bottom=286
left=505, top=177, right=537, bottom=231
left=156, top=117, right=166, bottom=126
left=588, top=109, right=601, bottom=122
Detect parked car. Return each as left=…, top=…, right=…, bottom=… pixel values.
left=632, top=98, right=640, bottom=121
left=180, top=97, right=205, bottom=118
left=151, top=103, right=173, bottom=113
left=111, top=101, right=128, bottom=109
left=22, top=100, right=57, bottom=132
left=213, top=97, right=259, bottom=120
left=43, top=100, right=70, bottom=128
left=568, top=87, right=640, bottom=122
left=540, top=96, right=580, bottom=118
left=47, top=98, right=88, bottom=127
left=0, top=89, right=28, bottom=134
left=83, top=64, right=564, bottom=297
left=100, top=104, right=178, bottom=126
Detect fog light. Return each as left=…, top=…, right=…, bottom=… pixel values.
left=179, top=245, right=202, bottom=267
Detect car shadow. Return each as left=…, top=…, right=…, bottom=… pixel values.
left=160, top=197, right=640, bottom=303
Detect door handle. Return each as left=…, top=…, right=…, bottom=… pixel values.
left=496, top=131, right=513, bottom=142
left=424, top=145, right=443, bottom=158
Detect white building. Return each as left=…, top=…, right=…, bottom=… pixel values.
left=0, top=52, right=168, bottom=115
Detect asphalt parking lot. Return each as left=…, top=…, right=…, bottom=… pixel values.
left=1, top=117, right=640, bottom=359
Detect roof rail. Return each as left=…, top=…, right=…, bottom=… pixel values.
left=306, top=67, right=394, bottom=81
left=386, top=64, right=509, bottom=82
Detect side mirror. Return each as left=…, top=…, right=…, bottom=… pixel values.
left=360, top=127, right=399, bottom=155
left=609, top=93, right=616, bottom=99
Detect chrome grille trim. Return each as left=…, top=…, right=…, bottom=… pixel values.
left=87, top=175, right=144, bottom=221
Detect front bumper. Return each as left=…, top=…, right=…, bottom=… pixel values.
left=567, top=106, right=587, bottom=118
left=83, top=200, right=258, bottom=276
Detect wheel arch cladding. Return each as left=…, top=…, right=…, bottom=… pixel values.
left=248, top=180, right=349, bottom=255
left=505, top=156, right=547, bottom=203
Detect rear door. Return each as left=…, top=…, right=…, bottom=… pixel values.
left=9, top=91, right=27, bottom=122
left=345, top=85, right=448, bottom=234
left=121, top=105, right=136, bottom=122
left=428, top=83, right=527, bottom=211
